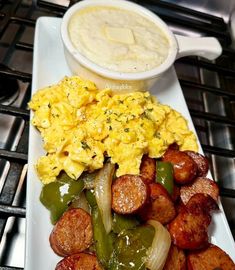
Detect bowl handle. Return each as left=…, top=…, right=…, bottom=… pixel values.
left=175, top=34, right=222, bottom=60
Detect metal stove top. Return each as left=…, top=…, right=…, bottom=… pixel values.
left=0, top=0, right=235, bottom=269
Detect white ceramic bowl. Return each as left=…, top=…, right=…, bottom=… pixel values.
left=61, top=0, right=222, bottom=92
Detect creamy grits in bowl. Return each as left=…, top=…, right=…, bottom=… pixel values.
left=68, top=6, right=170, bottom=73
left=61, top=0, right=222, bottom=92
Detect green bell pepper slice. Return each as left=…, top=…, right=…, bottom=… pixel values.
left=156, top=161, right=174, bottom=195
left=112, top=213, right=139, bottom=234
left=109, top=225, right=155, bottom=270
left=40, top=172, right=84, bottom=224
left=85, top=189, right=115, bottom=269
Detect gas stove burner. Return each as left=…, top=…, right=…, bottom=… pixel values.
left=0, top=64, right=19, bottom=105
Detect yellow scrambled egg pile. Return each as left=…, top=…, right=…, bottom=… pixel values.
left=29, top=76, right=198, bottom=184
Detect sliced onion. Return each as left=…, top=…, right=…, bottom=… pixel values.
left=70, top=191, right=91, bottom=214
left=94, top=162, right=115, bottom=234
left=146, top=220, right=171, bottom=270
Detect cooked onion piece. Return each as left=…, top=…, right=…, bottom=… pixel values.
left=94, top=162, right=115, bottom=233
left=146, top=220, right=171, bottom=270
left=69, top=191, right=90, bottom=214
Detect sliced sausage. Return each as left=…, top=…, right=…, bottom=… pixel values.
left=140, top=155, right=156, bottom=184
left=184, top=150, right=209, bottom=177
left=139, top=183, right=176, bottom=224
left=112, top=174, right=148, bottom=214
left=50, top=208, right=93, bottom=257
left=149, top=182, right=170, bottom=198
left=175, top=200, right=186, bottom=215
left=168, top=208, right=211, bottom=250
left=163, top=149, right=197, bottom=185
left=171, top=185, right=180, bottom=203
left=180, top=177, right=219, bottom=205
left=187, top=244, right=235, bottom=270
left=168, top=143, right=180, bottom=151
left=186, top=193, right=219, bottom=216
left=55, top=253, right=102, bottom=270
left=163, top=244, right=187, bottom=270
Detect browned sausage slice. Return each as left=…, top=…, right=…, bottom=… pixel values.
left=140, top=155, right=156, bottom=184
left=112, top=174, right=148, bottom=214
left=55, top=253, right=102, bottom=270
left=163, top=244, right=187, bottom=270
left=168, top=143, right=180, bottom=151
left=180, top=177, right=219, bottom=205
left=187, top=244, right=235, bottom=270
left=139, top=183, right=176, bottom=224
left=50, top=208, right=93, bottom=257
left=184, top=150, right=209, bottom=177
left=186, top=193, right=219, bottom=216
left=163, top=149, right=197, bottom=185
left=168, top=208, right=211, bottom=250
left=171, top=185, right=180, bottom=203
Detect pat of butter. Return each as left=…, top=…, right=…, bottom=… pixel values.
left=105, top=26, right=135, bottom=45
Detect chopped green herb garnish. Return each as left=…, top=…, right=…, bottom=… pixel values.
left=140, top=111, right=150, bottom=120
left=154, top=131, right=161, bottom=139
left=81, top=141, right=91, bottom=150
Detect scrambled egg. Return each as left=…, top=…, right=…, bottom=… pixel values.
left=29, top=76, right=198, bottom=184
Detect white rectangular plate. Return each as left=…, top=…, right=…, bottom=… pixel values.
left=25, top=17, right=235, bottom=270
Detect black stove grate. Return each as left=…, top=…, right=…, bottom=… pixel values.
left=0, top=0, right=235, bottom=269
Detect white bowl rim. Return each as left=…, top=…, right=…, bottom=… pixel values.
left=61, top=0, right=179, bottom=81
